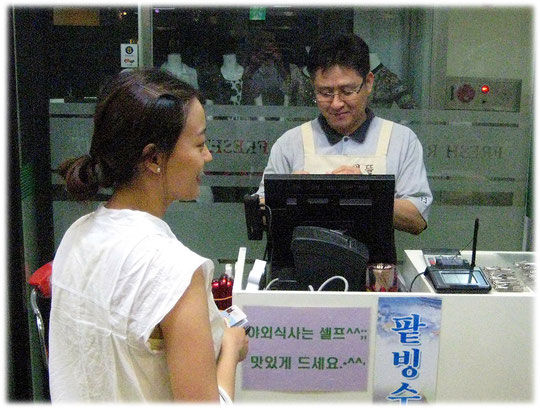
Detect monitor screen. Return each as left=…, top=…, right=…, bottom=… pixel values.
left=264, top=174, right=396, bottom=278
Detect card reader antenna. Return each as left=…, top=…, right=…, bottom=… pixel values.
left=470, top=218, right=479, bottom=270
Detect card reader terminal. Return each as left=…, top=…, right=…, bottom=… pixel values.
left=425, top=267, right=491, bottom=293
left=422, top=249, right=491, bottom=293
left=422, top=249, right=469, bottom=269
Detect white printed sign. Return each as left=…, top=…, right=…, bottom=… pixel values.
left=242, top=305, right=371, bottom=392
left=121, top=44, right=138, bottom=68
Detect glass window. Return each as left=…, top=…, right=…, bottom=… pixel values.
left=48, top=7, right=139, bottom=99
left=150, top=7, right=429, bottom=110
left=37, top=6, right=533, bottom=263
left=152, top=7, right=356, bottom=108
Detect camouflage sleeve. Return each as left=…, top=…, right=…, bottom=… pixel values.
left=371, top=66, right=418, bottom=109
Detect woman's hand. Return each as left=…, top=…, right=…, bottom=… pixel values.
left=216, top=325, right=249, bottom=400
left=221, top=325, right=249, bottom=363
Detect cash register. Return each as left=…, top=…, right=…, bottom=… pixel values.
left=244, top=174, right=396, bottom=291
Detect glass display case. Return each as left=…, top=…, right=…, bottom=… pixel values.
left=150, top=7, right=421, bottom=109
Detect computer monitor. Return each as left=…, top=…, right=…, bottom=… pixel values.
left=263, top=174, right=396, bottom=288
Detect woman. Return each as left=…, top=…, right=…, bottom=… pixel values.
left=48, top=68, right=248, bottom=402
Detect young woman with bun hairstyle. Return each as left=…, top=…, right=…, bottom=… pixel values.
left=49, top=68, right=248, bottom=402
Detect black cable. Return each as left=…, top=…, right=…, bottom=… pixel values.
left=457, top=237, right=474, bottom=255
left=261, top=204, right=273, bottom=289
left=263, top=204, right=273, bottom=262
left=409, top=271, right=425, bottom=292
left=263, top=243, right=268, bottom=261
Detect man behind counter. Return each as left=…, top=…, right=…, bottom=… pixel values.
left=256, top=33, right=432, bottom=235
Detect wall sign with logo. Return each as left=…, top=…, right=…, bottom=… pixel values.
left=120, top=43, right=138, bottom=68
left=249, top=7, right=266, bottom=21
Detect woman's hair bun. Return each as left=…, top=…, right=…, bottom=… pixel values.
left=58, top=155, right=99, bottom=200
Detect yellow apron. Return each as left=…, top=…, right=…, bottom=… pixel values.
left=301, top=119, right=397, bottom=264
left=301, top=119, right=393, bottom=174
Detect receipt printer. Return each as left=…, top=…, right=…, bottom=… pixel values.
left=290, top=226, right=369, bottom=291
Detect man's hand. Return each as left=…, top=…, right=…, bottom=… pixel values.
left=328, top=165, right=362, bottom=175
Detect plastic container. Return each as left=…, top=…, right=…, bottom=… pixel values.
left=213, top=264, right=234, bottom=310
left=366, top=263, right=398, bottom=292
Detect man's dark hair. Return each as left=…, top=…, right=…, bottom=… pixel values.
left=307, top=33, right=370, bottom=79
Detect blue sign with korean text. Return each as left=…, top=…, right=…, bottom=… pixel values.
left=374, top=297, right=442, bottom=404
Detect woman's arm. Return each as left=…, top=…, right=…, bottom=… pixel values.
left=216, top=326, right=249, bottom=401
left=160, top=268, right=219, bottom=402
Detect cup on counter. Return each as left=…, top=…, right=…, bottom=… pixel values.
left=366, top=263, right=398, bottom=292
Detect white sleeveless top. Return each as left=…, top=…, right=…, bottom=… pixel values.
left=49, top=205, right=223, bottom=401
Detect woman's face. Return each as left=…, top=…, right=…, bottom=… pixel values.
left=164, top=98, right=212, bottom=202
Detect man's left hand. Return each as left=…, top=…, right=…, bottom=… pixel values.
left=328, top=165, right=362, bottom=174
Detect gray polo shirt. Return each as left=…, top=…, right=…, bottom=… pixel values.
left=256, top=115, right=433, bottom=221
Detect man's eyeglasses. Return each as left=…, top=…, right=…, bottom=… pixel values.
left=314, top=82, right=365, bottom=103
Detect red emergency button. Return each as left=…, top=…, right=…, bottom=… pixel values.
left=457, top=84, right=475, bottom=103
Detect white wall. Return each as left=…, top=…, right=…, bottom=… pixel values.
left=446, top=7, right=533, bottom=79
left=354, top=7, right=533, bottom=111
left=353, top=8, right=410, bottom=79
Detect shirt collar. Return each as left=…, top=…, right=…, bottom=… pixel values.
left=317, top=108, right=375, bottom=145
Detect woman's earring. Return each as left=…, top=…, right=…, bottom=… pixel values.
left=157, top=167, right=161, bottom=174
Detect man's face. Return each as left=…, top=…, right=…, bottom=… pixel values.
left=313, top=65, right=374, bottom=136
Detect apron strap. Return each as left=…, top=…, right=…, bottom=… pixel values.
left=303, top=119, right=393, bottom=156
left=301, top=122, right=316, bottom=155
left=375, top=120, right=393, bottom=156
